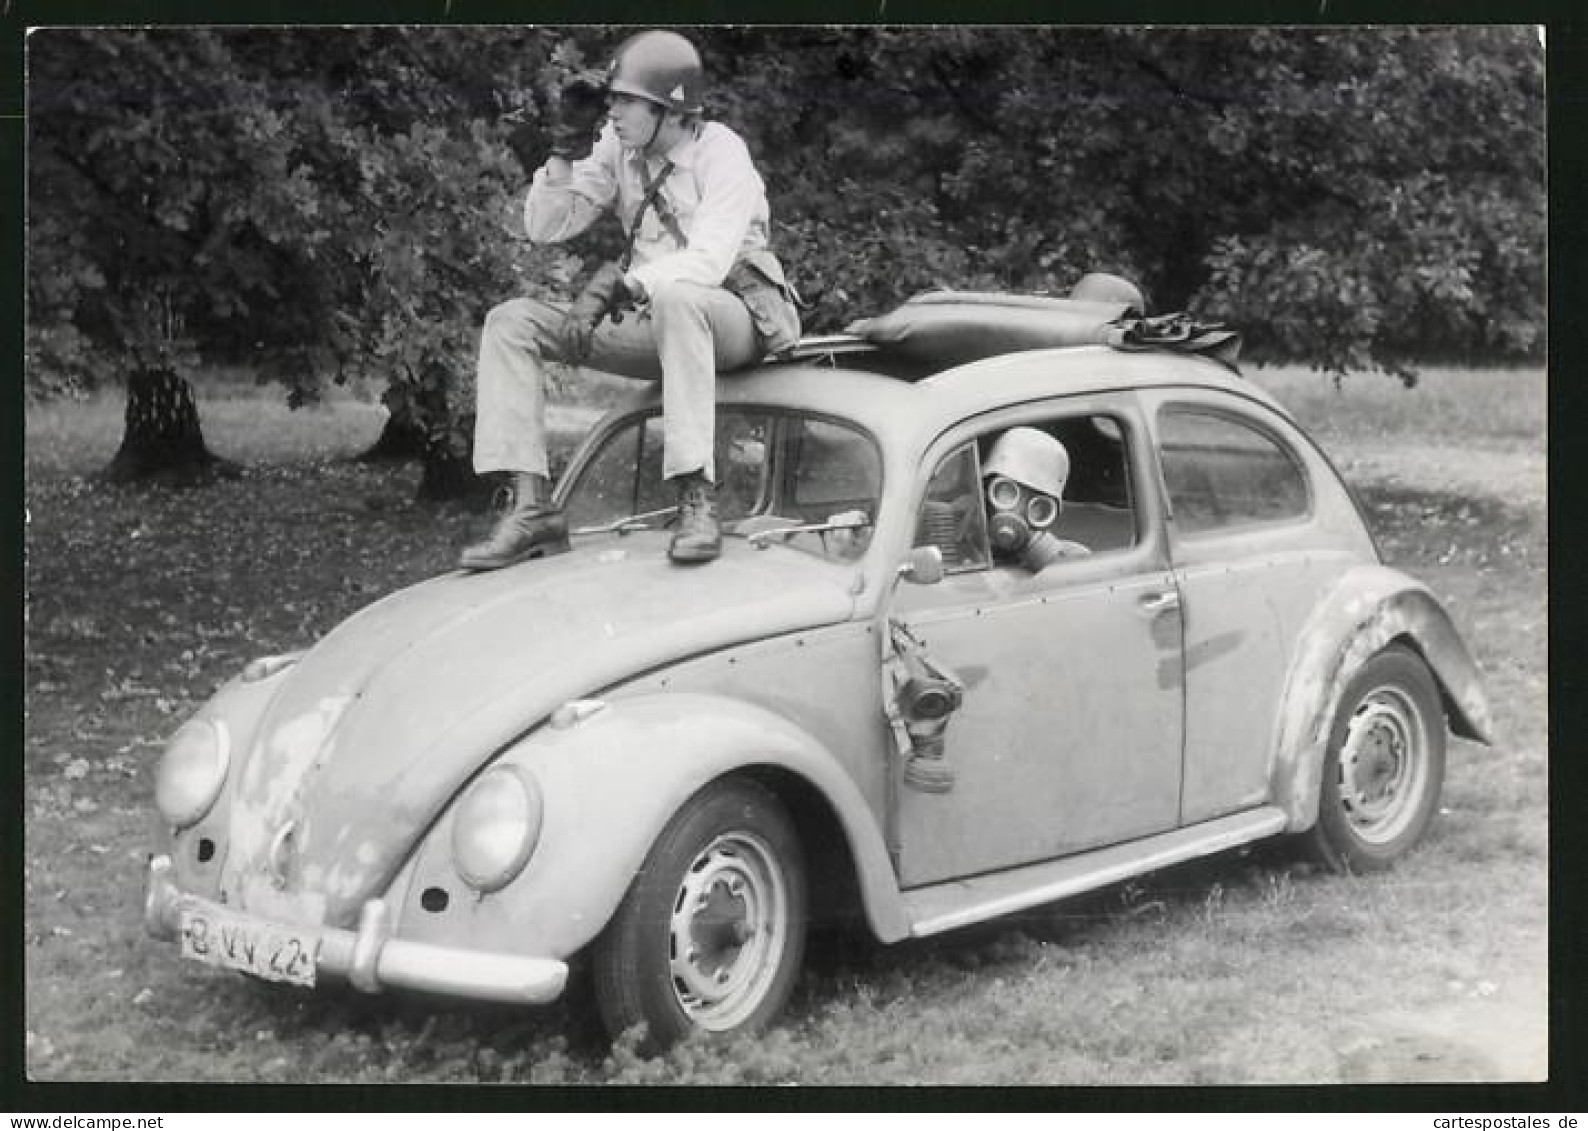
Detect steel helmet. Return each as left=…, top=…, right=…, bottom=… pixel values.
left=1070, top=272, right=1146, bottom=316
left=983, top=428, right=1070, bottom=500
left=608, top=30, right=705, bottom=114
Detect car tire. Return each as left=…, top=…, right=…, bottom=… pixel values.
left=1306, top=645, right=1446, bottom=874
left=591, top=778, right=807, bottom=1051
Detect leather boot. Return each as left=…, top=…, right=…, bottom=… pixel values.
left=668, top=471, right=721, bottom=564
left=460, top=474, right=568, bottom=570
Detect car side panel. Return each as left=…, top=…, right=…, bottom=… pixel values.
left=1170, top=550, right=1364, bottom=824
left=611, top=619, right=892, bottom=824
left=1138, top=388, right=1383, bottom=826
left=892, top=567, right=1185, bottom=884
left=391, top=690, right=910, bottom=961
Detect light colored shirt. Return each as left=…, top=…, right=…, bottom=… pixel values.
left=524, top=121, right=772, bottom=297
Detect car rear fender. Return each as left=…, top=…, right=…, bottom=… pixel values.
left=1270, top=565, right=1493, bottom=832
left=402, top=692, right=908, bottom=960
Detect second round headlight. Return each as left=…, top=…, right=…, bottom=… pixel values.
left=451, top=766, right=543, bottom=893
left=154, top=717, right=231, bottom=830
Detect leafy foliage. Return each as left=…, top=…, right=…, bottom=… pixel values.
left=26, top=26, right=1544, bottom=448
left=708, top=26, right=1544, bottom=378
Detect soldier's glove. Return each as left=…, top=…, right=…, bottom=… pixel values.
left=503, top=69, right=608, bottom=172
left=505, top=120, right=550, bottom=173
left=561, top=263, right=634, bottom=362
left=547, top=69, right=609, bottom=161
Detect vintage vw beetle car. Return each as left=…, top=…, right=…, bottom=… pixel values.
left=144, top=293, right=1491, bottom=1049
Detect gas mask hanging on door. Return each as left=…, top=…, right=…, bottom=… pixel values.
left=983, top=428, right=1072, bottom=573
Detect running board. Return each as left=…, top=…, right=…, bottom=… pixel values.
left=902, top=807, right=1289, bottom=938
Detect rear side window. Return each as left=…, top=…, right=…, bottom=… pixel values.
left=1157, top=408, right=1310, bottom=534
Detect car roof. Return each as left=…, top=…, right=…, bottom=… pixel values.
left=604, top=341, right=1293, bottom=454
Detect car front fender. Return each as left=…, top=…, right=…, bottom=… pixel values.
left=394, top=691, right=908, bottom=961
left=1270, top=565, right=1493, bottom=832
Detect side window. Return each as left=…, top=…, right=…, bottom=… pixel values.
left=1157, top=408, right=1310, bottom=535
left=566, top=409, right=774, bottom=527
left=565, top=415, right=668, bottom=527
left=715, top=412, right=772, bottom=521
left=1042, top=414, right=1138, bottom=553
left=914, top=442, right=991, bottom=573
left=916, top=415, right=1142, bottom=574
left=787, top=418, right=883, bottom=521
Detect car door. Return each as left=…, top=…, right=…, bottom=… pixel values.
left=890, top=395, right=1186, bottom=889
left=1145, top=390, right=1355, bottom=825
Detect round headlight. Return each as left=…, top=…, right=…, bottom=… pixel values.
left=452, top=766, right=543, bottom=893
left=154, top=718, right=231, bottom=829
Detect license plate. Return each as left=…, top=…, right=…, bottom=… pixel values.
left=179, top=906, right=321, bottom=988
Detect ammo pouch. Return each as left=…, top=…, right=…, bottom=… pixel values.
left=724, top=249, right=802, bottom=354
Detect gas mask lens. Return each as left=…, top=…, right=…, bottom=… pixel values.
left=987, top=476, right=1023, bottom=511
left=987, top=476, right=1058, bottom=529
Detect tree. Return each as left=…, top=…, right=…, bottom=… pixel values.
left=26, top=27, right=579, bottom=491
left=711, top=25, right=1543, bottom=377
left=27, top=29, right=345, bottom=479
left=26, top=26, right=1545, bottom=495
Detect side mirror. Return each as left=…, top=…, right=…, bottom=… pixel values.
left=897, top=544, right=945, bottom=586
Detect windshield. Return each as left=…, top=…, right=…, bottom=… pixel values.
left=563, top=407, right=882, bottom=563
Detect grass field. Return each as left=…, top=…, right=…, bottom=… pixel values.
left=21, top=365, right=1548, bottom=1087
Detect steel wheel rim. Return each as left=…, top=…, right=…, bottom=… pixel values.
left=667, top=830, right=790, bottom=1031
left=1335, top=683, right=1429, bottom=845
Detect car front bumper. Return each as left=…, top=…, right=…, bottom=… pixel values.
left=142, top=854, right=569, bottom=1005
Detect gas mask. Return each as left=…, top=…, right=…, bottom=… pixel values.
left=986, top=475, right=1067, bottom=572
left=887, top=622, right=965, bottom=793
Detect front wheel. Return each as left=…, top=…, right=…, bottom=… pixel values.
left=591, top=779, right=807, bottom=1050
left=1306, top=645, right=1446, bottom=873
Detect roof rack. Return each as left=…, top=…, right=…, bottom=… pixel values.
left=774, top=333, right=875, bottom=362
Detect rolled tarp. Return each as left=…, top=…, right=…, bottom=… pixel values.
left=844, top=290, right=1133, bottom=369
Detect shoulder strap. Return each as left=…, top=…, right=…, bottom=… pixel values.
left=620, top=159, right=687, bottom=270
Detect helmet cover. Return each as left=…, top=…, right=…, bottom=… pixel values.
left=608, top=29, right=705, bottom=114
left=983, top=427, right=1071, bottom=500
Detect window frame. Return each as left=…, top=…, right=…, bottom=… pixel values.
left=903, top=393, right=1165, bottom=586
left=558, top=403, right=886, bottom=534
left=1153, top=401, right=1316, bottom=540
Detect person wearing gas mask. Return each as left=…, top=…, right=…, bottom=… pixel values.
left=983, top=427, right=1090, bottom=572
left=462, top=29, right=801, bottom=570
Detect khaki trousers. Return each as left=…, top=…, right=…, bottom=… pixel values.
left=473, top=278, right=759, bottom=482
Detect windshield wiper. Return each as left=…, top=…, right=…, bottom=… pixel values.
left=742, top=511, right=871, bottom=549
left=570, top=505, right=678, bottom=537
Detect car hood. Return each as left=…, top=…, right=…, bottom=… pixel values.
left=219, top=536, right=858, bottom=924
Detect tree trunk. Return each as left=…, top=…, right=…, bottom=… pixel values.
left=361, top=368, right=494, bottom=509
left=418, top=451, right=498, bottom=510
left=357, top=407, right=430, bottom=462
left=413, top=409, right=498, bottom=510
left=103, top=367, right=239, bottom=485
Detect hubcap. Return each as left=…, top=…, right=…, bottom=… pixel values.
left=1336, top=684, right=1428, bottom=845
left=667, top=831, right=789, bottom=1031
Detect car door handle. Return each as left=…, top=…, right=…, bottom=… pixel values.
left=1139, top=589, right=1181, bottom=615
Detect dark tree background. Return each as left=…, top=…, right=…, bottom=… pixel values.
left=25, top=25, right=1545, bottom=491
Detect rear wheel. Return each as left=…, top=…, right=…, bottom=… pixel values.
left=591, top=779, right=807, bottom=1050
left=1307, top=646, right=1446, bottom=873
